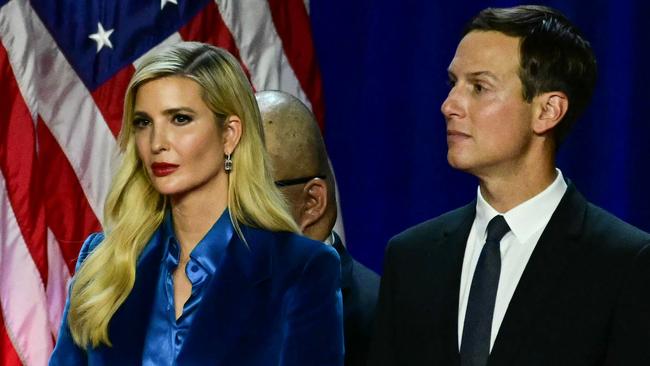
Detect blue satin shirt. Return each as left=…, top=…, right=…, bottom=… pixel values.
left=50, top=210, right=344, bottom=365
left=142, top=209, right=233, bottom=365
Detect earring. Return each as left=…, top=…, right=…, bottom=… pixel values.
left=224, top=153, right=233, bottom=173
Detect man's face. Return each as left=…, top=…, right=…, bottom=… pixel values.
left=441, top=31, right=535, bottom=178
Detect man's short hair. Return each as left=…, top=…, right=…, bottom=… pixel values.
left=464, top=5, right=597, bottom=143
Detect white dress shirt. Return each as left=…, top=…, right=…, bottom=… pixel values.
left=323, top=231, right=335, bottom=246
left=457, top=169, right=568, bottom=351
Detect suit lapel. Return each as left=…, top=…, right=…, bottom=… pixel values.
left=177, top=226, right=272, bottom=363
left=438, top=203, right=476, bottom=365
left=488, top=184, right=587, bottom=365
left=406, top=203, right=475, bottom=364
left=332, top=233, right=353, bottom=294
left=97, top=228, right=166, bottom=363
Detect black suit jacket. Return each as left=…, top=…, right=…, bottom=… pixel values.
left=333, top=232, right=380, bottom=366
left=369, top=183, right=650, bottom=366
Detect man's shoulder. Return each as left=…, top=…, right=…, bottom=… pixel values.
left=389, top=202, right=474, bottom=248
left=583, top=201, right=650, bottom=249
left=349, top=256, right=380, bottom=294
left=552, top=182, right=650, bottom=258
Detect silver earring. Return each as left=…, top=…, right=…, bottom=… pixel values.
left=224, top=153, right=233, bottom=173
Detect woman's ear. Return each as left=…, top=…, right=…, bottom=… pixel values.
left=223, top=115, right=242, bottom=154
left=532, top=92, right=568, bottom=135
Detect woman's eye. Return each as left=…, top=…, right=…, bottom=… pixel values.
left=174, top=114, right=193, bottom=124
left=132, top=118, right=150, bottom=128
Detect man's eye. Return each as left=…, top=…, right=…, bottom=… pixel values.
left=132, top=118, right=150, bottom=128
left=174, top=114, right=193, bottom=124
left=446, top=79, right=456, bottom=88
left=473, top=83, right=484, bottom=93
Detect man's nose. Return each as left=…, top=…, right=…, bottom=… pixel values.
left=440, top=86, right=465, bottom=121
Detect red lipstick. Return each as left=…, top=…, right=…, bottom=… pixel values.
left=151, top=162, right=179, bottom=177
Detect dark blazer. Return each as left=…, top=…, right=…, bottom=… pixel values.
left=369, top=183, right=650, bottom=366
left=50, top=224, right=344, bottom=365
left=332, top=233, right=380, bottom=366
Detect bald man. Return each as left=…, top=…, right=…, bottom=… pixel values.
left=257, top=90, right=380, bottom=366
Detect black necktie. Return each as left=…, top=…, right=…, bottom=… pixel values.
left=460, top=215, right=511, bottom=366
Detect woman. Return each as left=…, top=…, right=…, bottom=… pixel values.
left=50, top=42, right=343, bottom=365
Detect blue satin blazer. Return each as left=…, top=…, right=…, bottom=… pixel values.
left=50, top=221, right=344, bottom=365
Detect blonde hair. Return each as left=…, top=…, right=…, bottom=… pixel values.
left=67, top=42, right=299, bottom=347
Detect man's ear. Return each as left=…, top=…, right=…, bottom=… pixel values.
left=223, top=115, right=242, bottom=155
left=298, top=178, right=328, bottom=232
left=532, top=92, right=568, bottom=135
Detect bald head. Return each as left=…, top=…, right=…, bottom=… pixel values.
left=256, top=90, right=336, bottom=241
left=256, top=91, right=329, bottom=181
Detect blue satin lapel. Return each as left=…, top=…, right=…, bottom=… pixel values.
left=222, top=225, right=273, bottom=284
left=177, top=227, right=273, bottom=363
left=93, top=229, right=166, bottom=363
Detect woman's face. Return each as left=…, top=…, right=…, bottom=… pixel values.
left=133, top=76, right=226, bottom=197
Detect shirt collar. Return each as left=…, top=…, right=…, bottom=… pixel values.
left=475, top=168, right=568, bottom=243
left=160, top=208, right=234, bottom=276
left=323, top=231, right=335, bottom=246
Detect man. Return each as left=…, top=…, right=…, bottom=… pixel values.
left=256, top=90, right=380, bottom=366
left=369, top=5, right=650, bottom=366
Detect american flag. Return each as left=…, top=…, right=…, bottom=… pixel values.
left=0, top=0, right=324, bottom=364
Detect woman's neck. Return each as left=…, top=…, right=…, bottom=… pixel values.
left=170, top=181, right=228, bottom=259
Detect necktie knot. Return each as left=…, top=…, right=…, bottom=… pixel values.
left=486, top=215, right=510, bottom=243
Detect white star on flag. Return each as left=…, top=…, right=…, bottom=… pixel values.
left=161, top=0, right=178, bottom=10
left=88, top=22, right=114, bottom=53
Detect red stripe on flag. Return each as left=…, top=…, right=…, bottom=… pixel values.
left=179, top=2, right=253, bottom=84
left=0, top=42, right=48, bottom=284
left=0, top=311, right=22, bottom=366
left=91, top=65, right=134, bottom=137
left=267, top=0, right=326, bottom=131
left=37, top=117, right=101, bottom=273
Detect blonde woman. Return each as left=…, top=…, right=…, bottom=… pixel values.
left=50, top=42, right=343, bottom=365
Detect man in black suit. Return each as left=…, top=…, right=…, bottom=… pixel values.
left=369, top=5, right=650, bottom=366
left=256, top=90, right=380, bottom=366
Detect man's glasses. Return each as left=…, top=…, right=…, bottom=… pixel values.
left=275, top=175, right=326, bottom=187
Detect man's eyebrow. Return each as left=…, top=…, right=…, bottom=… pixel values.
left=446, top=70, right=499, bottom=82
left=467, top=71, right=499, bottom=81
